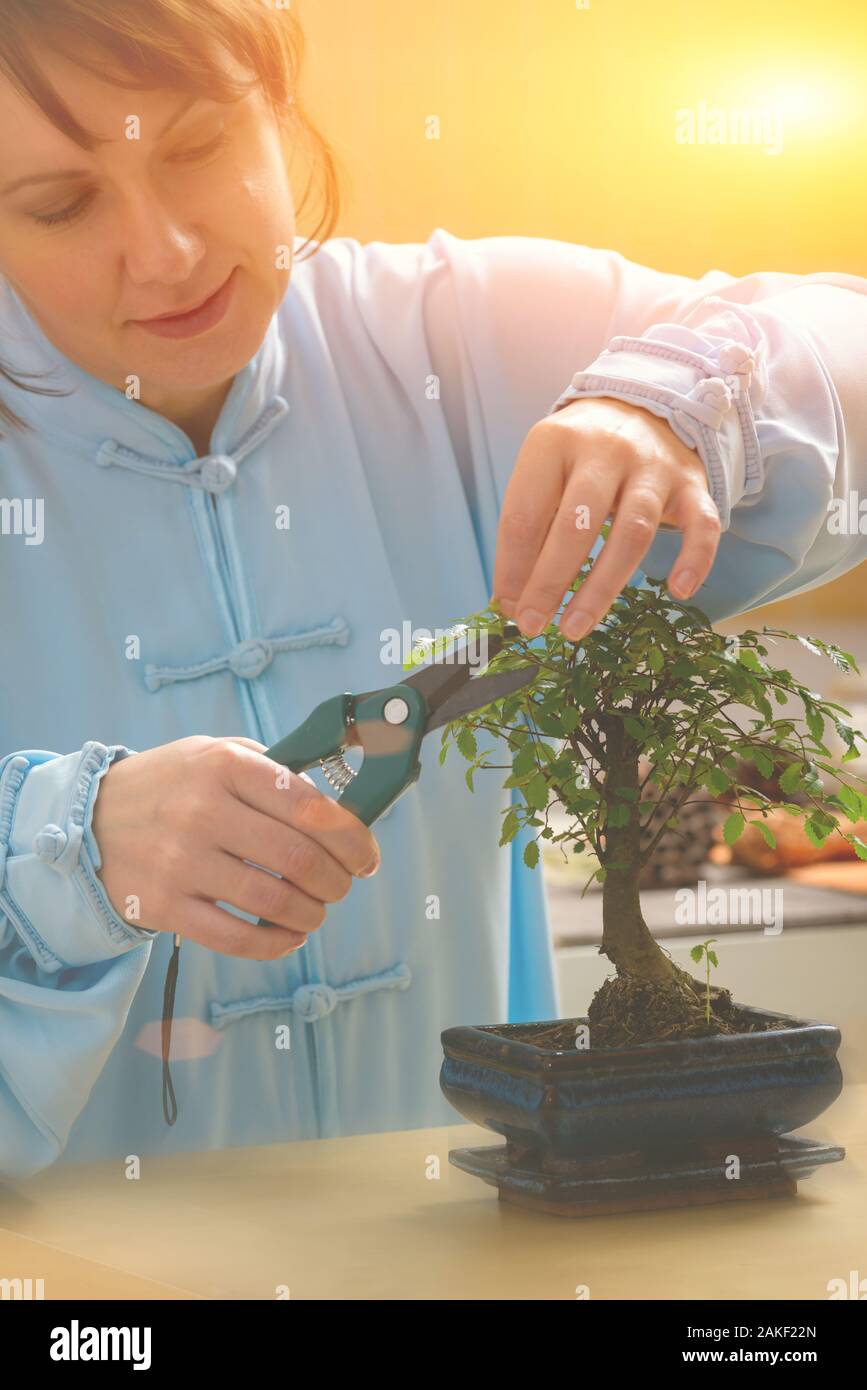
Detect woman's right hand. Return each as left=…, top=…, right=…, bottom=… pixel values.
left=90, top=735, right=381, bottom=959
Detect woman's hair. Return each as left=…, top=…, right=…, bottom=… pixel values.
left=0, top=0, right=341, bottom=436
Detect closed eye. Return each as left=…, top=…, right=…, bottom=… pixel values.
left=169, top=131, right=229, bottom=163
left=31, top=191, right=95, bottom=228
left=28, top=131, right=229, bottom=228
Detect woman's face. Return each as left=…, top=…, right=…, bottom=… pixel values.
left=0, top=45, right=295, bottom=404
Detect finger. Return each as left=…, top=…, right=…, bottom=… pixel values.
left=205, top=849, right=329, bottom=933
left=508, top=462, right=624, bottom=637
left=490, top=424, right=571, bottom=619
left=227, top=736, right=317, bottom=786
left=171, top=897, right=309, bottom=960
left=559, top=473, right=668, bottom=639
left=664, top=484, right=722, bottom=600
left=217, top=801, right=353, bottom=904
left=224, top=745, right=380, bottom=876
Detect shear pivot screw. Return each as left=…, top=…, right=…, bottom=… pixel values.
left=383, top=697, right=410, bottom=725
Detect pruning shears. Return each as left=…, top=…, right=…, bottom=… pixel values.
left=263, top=620, right=535, bottom=826
left=160, top=620, right=536, bottom=1124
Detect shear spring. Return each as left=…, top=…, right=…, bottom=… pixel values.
left=320, top=751, right=357, bottom=792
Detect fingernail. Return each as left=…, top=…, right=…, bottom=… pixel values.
left=670, top=570, right=696, bottom=598
left=282, top=933, right=307, bottom=955
left=359, top=856, right=380, bottom=878
left=562, top=610, right=594, bottom=641
left=517, top=608, right=546, bottom=637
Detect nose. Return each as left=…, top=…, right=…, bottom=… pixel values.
left=117, top=185, right=207, bottom=289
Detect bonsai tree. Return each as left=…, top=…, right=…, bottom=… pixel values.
left=433, top=544, right=867, bottom=1047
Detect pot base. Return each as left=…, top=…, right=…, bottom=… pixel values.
left=450, top=1133, right=844, bottom=1218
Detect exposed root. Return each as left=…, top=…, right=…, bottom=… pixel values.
left=518, top=971, right=789, bottom=1052
left=586, top=971, right=738, bottom=1047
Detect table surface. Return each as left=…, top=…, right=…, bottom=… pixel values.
left=1, top=1084, right=864, bottom=1300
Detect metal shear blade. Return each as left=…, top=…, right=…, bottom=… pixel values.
left=395, top=621, right=537, bottom=733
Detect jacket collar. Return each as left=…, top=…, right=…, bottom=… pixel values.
left=0, top=277, right=288, bottom=467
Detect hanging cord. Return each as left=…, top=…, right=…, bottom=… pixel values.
left=162, top=933, right=182, bottom=1126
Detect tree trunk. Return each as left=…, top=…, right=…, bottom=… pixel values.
left=600, top=719, right=681, bottom=986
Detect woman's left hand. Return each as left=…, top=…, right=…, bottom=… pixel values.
left=491, top=396, right=723, bottom=641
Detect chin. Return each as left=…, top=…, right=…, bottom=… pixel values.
left=141, top=301, right=273, bottom=391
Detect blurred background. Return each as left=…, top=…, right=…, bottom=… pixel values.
left=295, top=0, right=867, bottom=1074
left=297, top=0, right=867, bottom=632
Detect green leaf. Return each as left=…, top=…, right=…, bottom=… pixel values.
left=689, top=944, right=704, bottom=963
left=835, top=783, right=863, bottom=822
left=741, top=745, right=775, bottom=778
left=738, top=648, right=765, bottom=673
left=531, top=709, right=566, bottom=737
left=801, top=762, right=825, bottom=795
left=751, top=819, right=777, bottom=849
left=456, top=727, right=477, bottom=761
left=559, top=705, right=583, bottom=733
left=804, top=815, right=831, bottom=849
left=754, top=693, right=774, bottom=723
left=512, top=740, right=538, bottom=779
left=571, top=669, right=594, bottom=705
left=723, top=811, right=745, bottom=845
left=402, top=623, right=472, bottom=669
left=704, top=767, right=731, bottom=796
left=647, top=647, right=664, bottom=673
left=707, top=950, right=719, bottom=968
left=754, top=750, right=775, bottom=778
left=524, top=772, right=550, bottom=812
left=499, top=808, right=521, bottom=846
left=805, top=705, right=826, bottom=744
left=523, top=839, right=540, bottom=869
left=778, top=760, right=804, bottom=794
left=847, top=835, right=867, bottom=862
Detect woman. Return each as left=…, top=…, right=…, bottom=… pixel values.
left=1, top=1, right=865, bottom=1180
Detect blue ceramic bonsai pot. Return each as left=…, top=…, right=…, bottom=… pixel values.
left=440, top=1005, right=845, bottom=1214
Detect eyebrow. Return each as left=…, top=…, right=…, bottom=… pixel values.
left=0, top=94, right=204, bottom=197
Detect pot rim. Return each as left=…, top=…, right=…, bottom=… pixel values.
left=441, top=1002, right=842, bottom=1079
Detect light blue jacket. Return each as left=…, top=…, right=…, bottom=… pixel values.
left=2, top=229, right=866, bottom=1179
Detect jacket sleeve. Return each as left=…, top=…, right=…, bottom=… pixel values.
left=416, top=227, right=867, bottom=622
left=0, top=741, right=154, bottom=1179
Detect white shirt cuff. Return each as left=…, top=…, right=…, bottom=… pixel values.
left=0, top=743, right=154, bottom=970
left=548, top=329, right=766, bottom=532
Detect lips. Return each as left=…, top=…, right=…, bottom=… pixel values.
left=126, top=267, right=238, bottom=340
left=133, top=273, right=231, bottom=323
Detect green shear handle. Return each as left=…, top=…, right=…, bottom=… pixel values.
left=265, top=683, right=430, bottom=828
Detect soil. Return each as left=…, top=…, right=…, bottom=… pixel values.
left=506, top=973, right=792, bottom=1051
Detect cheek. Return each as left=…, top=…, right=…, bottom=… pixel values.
left=225, top=132, right=294, bottom=244
left=0, top=233, right=111, bottom=328
left=238, top=168, right=293, bottom=231
left=215, top=179, right=292, bottom=297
